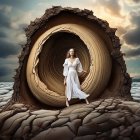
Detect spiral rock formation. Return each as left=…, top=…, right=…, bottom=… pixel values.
left=4, top=6, right=132, bottom=109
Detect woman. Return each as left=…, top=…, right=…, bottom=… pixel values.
left=63, top=48, right=90, bottom=107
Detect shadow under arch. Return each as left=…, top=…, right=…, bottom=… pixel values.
left=38, top=31, right=91, bottom=95
left=6, top=6, right=131, bottom=110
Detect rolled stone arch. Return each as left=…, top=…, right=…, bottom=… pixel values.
left=26, top=23, right=112, bottom=106
left=4, top=6, right=132, bottom=109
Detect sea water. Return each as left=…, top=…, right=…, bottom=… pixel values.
left=0, top=81, right=140, bottom=108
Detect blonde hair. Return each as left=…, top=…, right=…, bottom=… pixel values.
left=66, top=48, right=77, bottom=58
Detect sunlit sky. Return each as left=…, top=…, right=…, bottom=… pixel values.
left=0, top=0, right=140, bottom=81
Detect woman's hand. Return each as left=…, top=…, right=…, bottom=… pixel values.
left=83, top=70, right=87, bottom=73
left=64, top=79, right=66, bottom=86
left=82, top=70, right=88, bottom=75
left=80, top=70, right=88, bottom=78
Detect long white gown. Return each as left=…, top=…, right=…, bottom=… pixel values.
left=63, top=57, right=90, bottom=101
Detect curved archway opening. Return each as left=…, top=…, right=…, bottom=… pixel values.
left=26, top=23, right=112, bottom=107
left=38, top=31, right=91, bottom=95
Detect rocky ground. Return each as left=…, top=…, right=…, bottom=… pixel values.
left=0, top=97, right=140, bottom=140
left=0, top=82, right=140, bottom=139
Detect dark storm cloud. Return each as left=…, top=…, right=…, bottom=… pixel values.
left=124, top=29, right=140, bottom=46
left=0, top=2, right=28, bottom=30
left=0, top=0, right=40, bottom=11
left=125, top=47, right=140, bottom=58
left=0, top=0, right=28, bottom=8
left=0, top=12, right=10, bottom=28
left=0, top=66, right=12, bottom=77
left=123, top=11, right=140, bottom=46
left=0, top=31, right=7, bottom=38
left=132, top=0, right=140, bottom=3
left=0, top=39, right=20, bottom=58
left=0, top=5, right=23, bottom=58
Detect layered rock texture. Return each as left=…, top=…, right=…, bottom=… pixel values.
left=1, top=98, right=140, bottom=139
left=10, top=6, right=132, bottom=108
left=0, top=6, right=139, bottom=140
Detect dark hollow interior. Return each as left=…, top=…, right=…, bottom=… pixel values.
left=38, top=32, right=91, bottom=95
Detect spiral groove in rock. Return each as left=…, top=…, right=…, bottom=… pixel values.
left=26, top=23, right=112, bottom=107
left=8, top=6, right=132, bottom=109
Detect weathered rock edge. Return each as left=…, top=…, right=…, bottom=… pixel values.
left=0, top=98, right=140, bottom=139
left=2, top=6, right=132, bottom=110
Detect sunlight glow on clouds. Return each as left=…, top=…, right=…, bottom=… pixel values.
left=0, top=0, right=140, bottom=81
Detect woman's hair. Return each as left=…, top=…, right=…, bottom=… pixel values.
left=66, top=48, right=77, bottom=58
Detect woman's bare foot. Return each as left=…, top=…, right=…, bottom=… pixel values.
left=85, top=98, right=89, bottom=104
left=66, top=99, right=70, bottom=107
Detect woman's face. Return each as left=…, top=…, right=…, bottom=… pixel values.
left=69, top=49, right=74, bottom=56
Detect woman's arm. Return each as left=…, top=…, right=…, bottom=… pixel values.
left=79, top=70, right=87, bottom=75
left=64, top=76, right=67, bottom=86
left=64, top=76, right=67, bottom=81
left=63, top=59, right=68, bottom=76
left=77, top=58, right=88, bottom=74
left=82, top=70, right=87, bottom=73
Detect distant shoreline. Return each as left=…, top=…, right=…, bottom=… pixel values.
left=132, top=78, right=140, bottom=82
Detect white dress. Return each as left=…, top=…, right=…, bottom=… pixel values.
left=63, top=57, right=90, bottom=101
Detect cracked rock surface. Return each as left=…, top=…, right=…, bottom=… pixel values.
left=0, top=97, right=140, bottom=140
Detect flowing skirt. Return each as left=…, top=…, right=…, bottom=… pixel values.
left=65, top=69, right=89, bottom=101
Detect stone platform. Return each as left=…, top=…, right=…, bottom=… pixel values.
left=0, top=98, right=140, bottom=140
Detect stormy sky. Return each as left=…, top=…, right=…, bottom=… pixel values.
left=0, top=0, right=140, bottom=81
